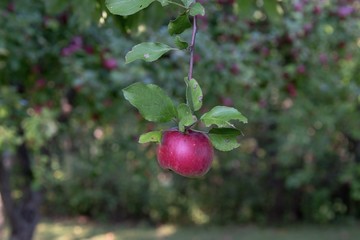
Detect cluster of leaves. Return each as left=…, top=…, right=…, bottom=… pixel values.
left=106, top=0, right=247, bottom=151
left=107, top=0, right=205, bottom=62
left=123, top=79, right=247, bottom=151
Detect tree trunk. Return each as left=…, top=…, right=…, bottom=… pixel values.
left=0, top=144, right=42, bottom=240
left=0, top=192, right=4, bottom=238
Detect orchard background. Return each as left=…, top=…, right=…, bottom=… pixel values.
left=0, top=0, right=360, bottom=239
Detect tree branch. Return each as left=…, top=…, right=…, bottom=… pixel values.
left=188, top=1, right=198, bottom=80
left=0, top=152, right=16, bottom=228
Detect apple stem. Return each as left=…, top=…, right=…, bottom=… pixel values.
left=185, top=121, right=197, bottom=132
left=188, top=0, right=198, bottom=81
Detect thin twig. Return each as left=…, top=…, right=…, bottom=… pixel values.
left=188, top=0, right=198, bottom=80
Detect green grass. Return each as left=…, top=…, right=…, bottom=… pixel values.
left=2, top=219, right=360, bottom=240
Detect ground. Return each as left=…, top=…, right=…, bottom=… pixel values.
left=2, top=219, right=360, bottom=240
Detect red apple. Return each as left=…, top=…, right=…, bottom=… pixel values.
left=303, top=23, right=313, bottom=36
left=313, top=5, right=321, bottom=15
left=157, top=129, right=214, bottom=177
left=35, top=79, right=46, bottom=89
left=294, top=2, right=303, bottom=12
left=337, top=6, right=354, bottom=19
left=102, top=58, right=117, bottom=70
left=230, top=64, right=240, bottom=75
left=296, top=64, right=306, bottom=75
left=221, top=96, right=234, bottom=107
left=83, top=45, right=95, bottom=54
left=7, top=2, right=15, bottom=12
left=287, top=83, right=297, bottom=97
left=193, top=54, right=201, bottom=64
left=33, top=105, right=43, bottom=115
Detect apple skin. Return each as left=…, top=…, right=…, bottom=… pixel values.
left=157, top=129, right=214, bottom=177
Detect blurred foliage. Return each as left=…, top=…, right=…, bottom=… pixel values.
left=0, top=0, right=360, bottom=225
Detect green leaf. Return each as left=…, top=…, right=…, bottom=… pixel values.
left=123, top=83, right=177, bottom=122
left=237, top=0, right=254, bottom=19
left=181, top=0, right=193, bottom=8
left=168, top=13, right=192, bottom=36
left=174, top=36, right=188, bottom=50
left=125, top=42, right=174, bottom=64
left=263, top=0, right=281, bottom=23
left=106, top=0, right=156, bottom=16
left=185, top=78, right=203, bottom=112
left=44, top=0, right=69, bottom=15
left=177, top=103, right=197, bottom=132
left=189, top=2, right=205, bottom=16
left=139, top=131, right=162, bottom=143
left=209, top=128, right=241, bottom=151
left=157, top=0, right=169, bottom=6
left=200, top=106, right=248, bottom=128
